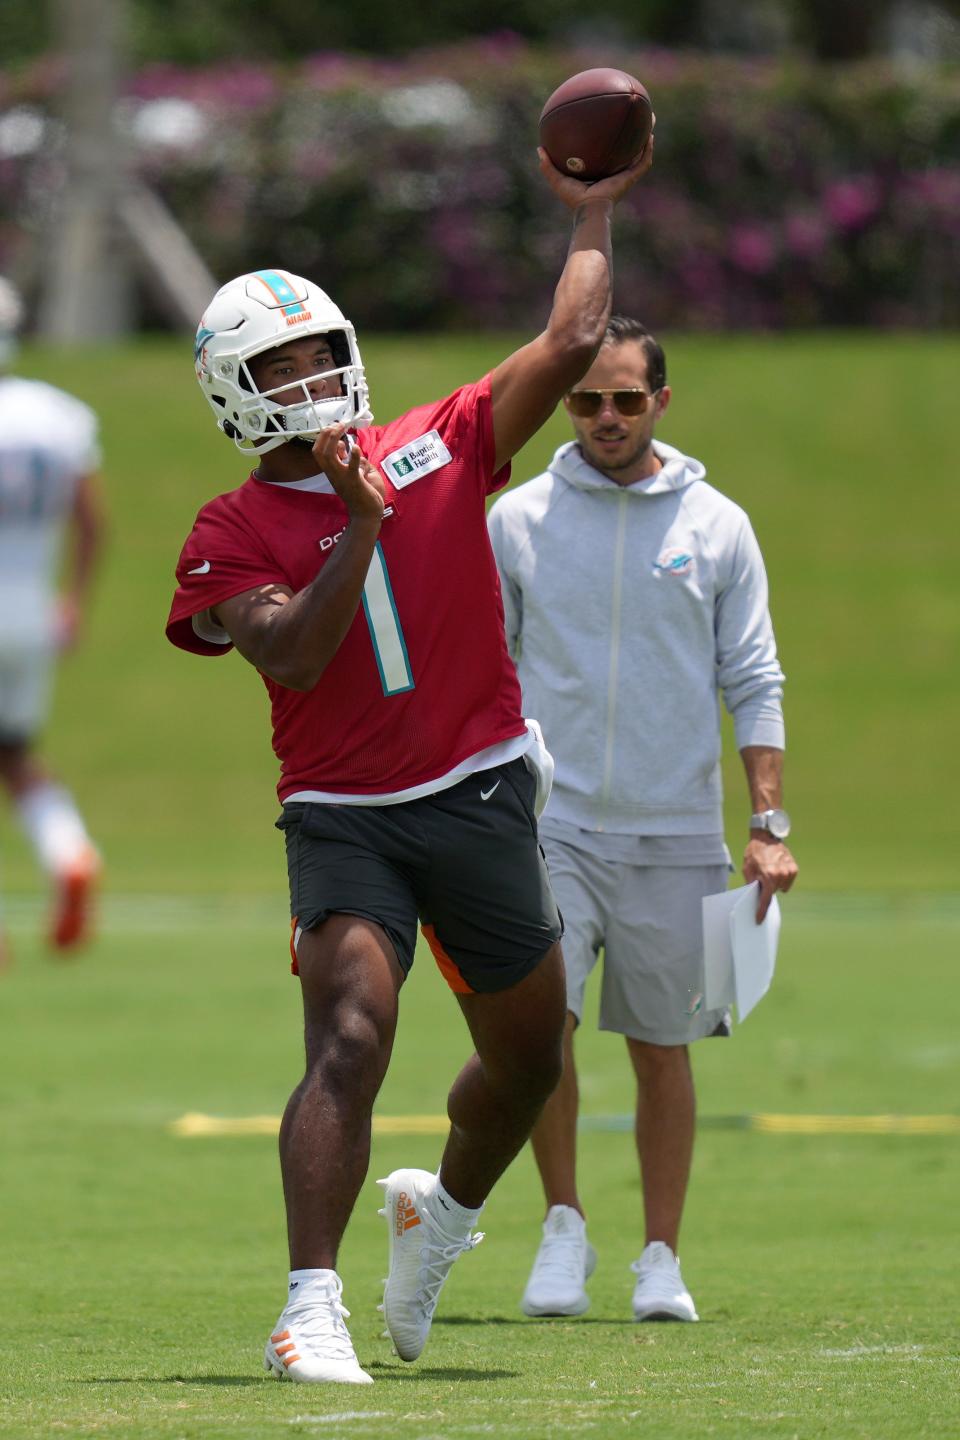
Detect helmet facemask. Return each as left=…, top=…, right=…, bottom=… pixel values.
left=195, top=270, right=372, bottom=454
left=236, top=332, right=367, bottom=449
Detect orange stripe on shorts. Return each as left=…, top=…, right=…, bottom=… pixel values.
left=421, top=923, right=474, bottom=994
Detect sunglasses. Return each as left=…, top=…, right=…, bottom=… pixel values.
left=565, top=387, right=659, bottom=418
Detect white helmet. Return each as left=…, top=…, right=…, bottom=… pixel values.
left=0, top=276, right=23, bottom=368
left=194, top=269, right=372, bottom=453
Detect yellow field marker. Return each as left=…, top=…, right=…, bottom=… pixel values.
left=171, top=1112, right=280, bottom=1137
left=169, top=1111, right=960, bottom=1139
left=371, top=1114, right=450, bottom=1135
left=751, top=1113, right=960, bottom=1135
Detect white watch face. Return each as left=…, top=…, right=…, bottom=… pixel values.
left=752, top=809, right=791, bottom=839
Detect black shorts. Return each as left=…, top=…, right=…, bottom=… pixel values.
left=276, top=757, right=563, bottom=995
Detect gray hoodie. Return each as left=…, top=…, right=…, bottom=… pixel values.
left=487, top=439, right=785, bottom=836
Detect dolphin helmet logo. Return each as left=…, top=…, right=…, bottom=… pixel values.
left=653, top=546, right=695, bottom=577
left=194, top=325, right=216, bottom=367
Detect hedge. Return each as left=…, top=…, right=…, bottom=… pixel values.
left=2, top=37, right=958, bottom=330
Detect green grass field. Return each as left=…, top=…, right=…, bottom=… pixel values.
left=1, top=334, right=958, bottom=1438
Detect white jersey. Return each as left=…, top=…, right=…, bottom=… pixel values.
left=0, top=376, right=100, bottom=645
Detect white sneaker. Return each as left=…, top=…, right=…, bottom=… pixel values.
left=520, top=1205, right=598, bottom=1316
left=377, top=1168, right=484, bottom=1362
left=264, top=1271, right=373, bottom=1383
left=630, top=1241, right=699, bottom=1322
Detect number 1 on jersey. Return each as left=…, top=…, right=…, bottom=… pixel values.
left=362, top=543, right=414, bottom=696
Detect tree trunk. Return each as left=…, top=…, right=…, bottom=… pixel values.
left=39, top=0, right=133, bottom=341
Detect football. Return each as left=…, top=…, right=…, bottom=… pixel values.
left=539, top=68, right=653, bottom=183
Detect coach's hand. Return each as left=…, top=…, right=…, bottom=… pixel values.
left=743, top=837, right=798, bottom=924
left=313, top=424, right=385, bottom=527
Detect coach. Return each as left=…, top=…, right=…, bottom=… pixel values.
left=487, top=315, right=798, bottom=1324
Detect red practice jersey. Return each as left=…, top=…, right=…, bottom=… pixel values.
left=166, top=376, right=526, bottom=801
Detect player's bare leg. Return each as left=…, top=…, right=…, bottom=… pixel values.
left=626, top=1038, right=694, bottom=1252
left=440, top=940, right=567, bottom=1206
left=379, top=942, right=567, bottom=1359
left=0, top=741, right=50, bottom=800
left=528, top=1010, right=582, bottom=1214
left=0, top=749, right=24, bottom=971
left=0, top=741, right=100, bottom=950
left=281, top=914, right=402, bottom=1269
left=267, top=917, right=394, bottom=1385
left=264, top=915, right=396, bottom=1385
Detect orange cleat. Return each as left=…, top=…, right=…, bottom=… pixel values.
left=50, top=848, right=101, bottom=951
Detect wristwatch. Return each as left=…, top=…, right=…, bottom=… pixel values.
left=750, top=808, right=791, bottom=840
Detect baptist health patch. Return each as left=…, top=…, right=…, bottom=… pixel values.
left=381, top=430, right=452, bottom=489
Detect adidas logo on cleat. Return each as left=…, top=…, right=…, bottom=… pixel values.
left=270, top=1329, right=301, bottom=1368
left=395, top=1191, right=421, bottom=1237
left=264, top=1273, right=373, bottom=1384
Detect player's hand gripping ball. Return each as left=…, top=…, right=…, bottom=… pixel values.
left=539, top=68, right=653, bottom=183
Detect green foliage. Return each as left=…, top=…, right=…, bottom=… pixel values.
left=3, top=42, right=960, bottom=330
left=12, top=1, right=955, bottom=66
left=1, top=1, right=744, bottom=67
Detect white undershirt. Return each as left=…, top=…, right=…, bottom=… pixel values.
left=285, top=728, right=533, bottom=807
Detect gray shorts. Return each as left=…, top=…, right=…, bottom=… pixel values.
left=541, top=832, right=731, bottom=1045
left=277, top=757, right=563, bottom=995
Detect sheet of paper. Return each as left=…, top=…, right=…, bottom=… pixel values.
left=701, top=885, right=742, bottom=1010
left=729, top=886, right=781, bottom=1021
left=702, top=882, right=782, bottom=1021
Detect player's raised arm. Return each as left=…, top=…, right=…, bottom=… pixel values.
left=489, top=139, right=654, bottom=474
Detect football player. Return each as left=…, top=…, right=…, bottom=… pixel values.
left=166, top=141, right=653, bottom=1383
left=0, top=278, right=104, bottom=965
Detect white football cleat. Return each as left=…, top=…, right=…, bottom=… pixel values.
left=520, top=1205, right=598, bottom=1317
left=377, top=1168, right=483, bottom=1362
left=630, top=1241, right=699, bottom=1322
left=264, top=1271, right=373, bottom=1384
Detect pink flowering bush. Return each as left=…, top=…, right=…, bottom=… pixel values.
left=1, top=39, right=958, bottom=329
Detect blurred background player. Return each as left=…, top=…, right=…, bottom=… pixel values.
left=0, top=277, right=104, bottom=964
left=488, top=315, right=798, bottom=1324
